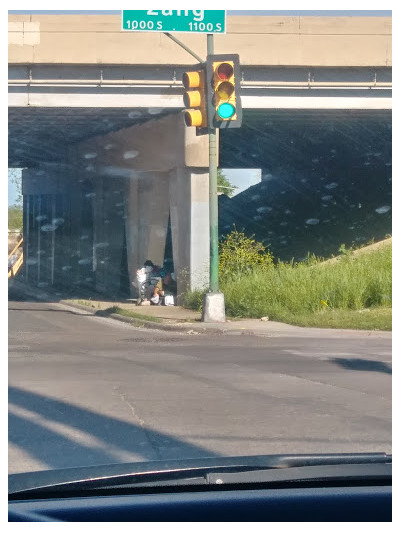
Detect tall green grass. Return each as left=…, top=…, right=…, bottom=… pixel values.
left=8, top=206, right=23, bottom=230
left=184, top=242, right=392, bottom=324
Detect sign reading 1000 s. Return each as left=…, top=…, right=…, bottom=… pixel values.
left=122, top=10, right=226, bottom=34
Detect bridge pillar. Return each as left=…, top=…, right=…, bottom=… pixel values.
left=69, top=112, right=210, bottom=300
left=169, top=168, right=209, bottom=298
left=125, top=171, right=170, bottom=298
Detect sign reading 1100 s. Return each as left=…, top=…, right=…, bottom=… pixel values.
left=122, top=10, right=226, bottom=34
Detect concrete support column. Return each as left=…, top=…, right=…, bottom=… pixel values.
left=169, top=168, right=209, bottom=300
left=92, top=175, right=106, bottom=294
left=71, top=112, right=210, bottom=299
left=125, top=172, right=170, bottom=297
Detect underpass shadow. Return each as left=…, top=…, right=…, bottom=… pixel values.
left=8, top=386, right=218, bottom=472
left=331, top=358, right=392, bottom=374
left=8, top=279, right=122, bottom=306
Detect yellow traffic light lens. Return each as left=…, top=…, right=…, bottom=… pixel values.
left=183, top=90, right=202, bottom=108
left=182, top=71, right=202, bottom=89
left=217, top=62, right=234, bottom=81
left=184, top=109, right=204, bottom=127
left=216, top=81, right=234, bottom=100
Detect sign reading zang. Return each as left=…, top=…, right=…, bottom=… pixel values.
left=122, top=10, right=226, bottom=34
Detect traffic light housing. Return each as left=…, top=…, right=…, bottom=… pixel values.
left=182, top=55, right=242, bottom=133
left=182, top=67, right=207, bottom=132
left=206, top=54, right=242, bottom=129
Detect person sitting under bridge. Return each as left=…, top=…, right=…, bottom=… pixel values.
left=135, top=260, right=164, bottom=306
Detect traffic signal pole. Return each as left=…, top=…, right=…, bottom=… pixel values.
left=207, top=34, right=219, bottom=294
left=164, top=30, right=226, bottom=321
left=201, top=34, right=226, bottom=322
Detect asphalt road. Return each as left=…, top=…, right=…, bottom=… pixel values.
left=8, top=298, right=392, bottom=474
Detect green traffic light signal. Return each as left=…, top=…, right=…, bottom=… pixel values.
left=217, top=102, right=236, bottom=119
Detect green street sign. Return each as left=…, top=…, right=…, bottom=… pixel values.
left=122, top=10, right=226, bottom=34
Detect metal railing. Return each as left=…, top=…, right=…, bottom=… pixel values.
left=8, top=237, right=23, bottom=279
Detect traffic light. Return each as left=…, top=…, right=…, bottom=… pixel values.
left=182, top=67, right=207, bottom=131
left=206, top=54, right=242, bottom=129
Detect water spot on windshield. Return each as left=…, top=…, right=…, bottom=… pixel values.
left=85, top=192, right=96, bottom=198
left=256, top=206, right=272, bottom=214
left=148, top=108, right=164, bottom=115
left=128, top=111, right=142, bottom=119
left=40, top=224, right=57, bottom=232
left=305, top=218, right=320, bottom=225
left=375, top=206, right=391, bottom=214
left=325, top=182, right=338, bottom=190
left=123, top=150, right=139, bottom=159
left=83, top=153, right=98, bottom=159
left=321, top=195, right=333, bottom=201
left=35, top=215, right=47, bottom=222
left=78, top=259, right=92, bottom=265
left=100, top=166, right=133, bottom=178
left=62, top=265, right=72, bottom=271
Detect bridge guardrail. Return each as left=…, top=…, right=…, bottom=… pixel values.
left=8, top=238, right=23, bottom=279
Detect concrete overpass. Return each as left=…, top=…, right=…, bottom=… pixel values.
left=8, top=13, right=392, bottom=299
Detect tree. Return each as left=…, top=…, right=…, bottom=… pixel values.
left=217, top=168, right=236, bottom=198
left=9, top=168, right=23, bottom=206
left=8, top=168, right=23, bottom=230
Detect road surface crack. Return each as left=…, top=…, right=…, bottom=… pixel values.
left=114, top=388, right=162, bottom=460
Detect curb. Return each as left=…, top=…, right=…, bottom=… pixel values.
left=58, top=300, right=226, bottom=335
left=10, top=281, right=390, bottom=339
left=9, top=281, right=228, bottom=335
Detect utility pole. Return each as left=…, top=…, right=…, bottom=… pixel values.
left=201, top=33, right=226, bottom=322
left=174, top=28, right=242, bottom=322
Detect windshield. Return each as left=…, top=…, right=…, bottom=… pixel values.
left=8, top=8, right=392, bottom=480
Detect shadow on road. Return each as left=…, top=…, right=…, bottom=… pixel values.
left=330, top=358, right=392, bottom=375
left=8, top=280, right=120, bottom=305
left=8, top=386, right=217, bottom=472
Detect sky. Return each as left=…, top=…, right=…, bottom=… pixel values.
left=8, top=171, right=21, bottom=206
left=223, top=169, right=262, bottom=197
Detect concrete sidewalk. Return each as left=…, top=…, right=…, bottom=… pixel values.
left=61, top=297, right=392, bottom=339
left=9, top=279, right=391, bottom=339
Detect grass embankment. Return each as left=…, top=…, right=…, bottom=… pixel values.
left=8, top=206, right=23, bottom=230
left=185, top=241, right=392, bottom=330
